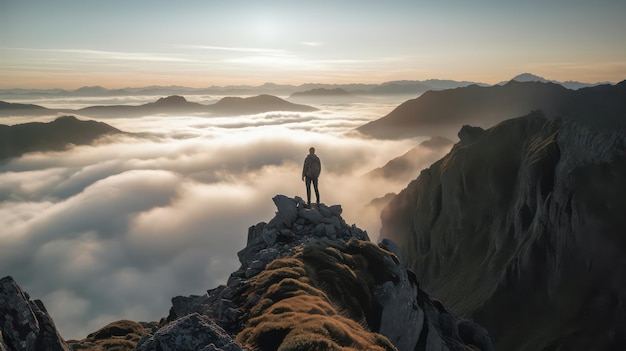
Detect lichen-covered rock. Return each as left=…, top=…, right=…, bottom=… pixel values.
left=0, top=276, right=70, bottom=351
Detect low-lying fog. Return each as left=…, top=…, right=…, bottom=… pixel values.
left=0, top=95, right=451, bottom=339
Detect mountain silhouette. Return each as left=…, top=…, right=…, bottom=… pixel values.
left=365, top=136, right=453, bottom=182
left=77, top=95, right=208, bottom=117
left=208, top=94, right=317, bottom=115
left=0, top=95, right=318, bottom=118
left=356, top=80, right=626, bottom=139
left=380, top=112, right=626, bottom=351
left=0, top=116, right=122, bottom=159
left=502, top=72, right=611, bottom=90
left=289, top=88, right=352, bottom=98
left=0, top=79, right=487, bottom=100
left=0, top=101, right=51, bottom=116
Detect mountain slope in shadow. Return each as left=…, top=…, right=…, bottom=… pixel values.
left=380, top=112, right=626, bottom=351
left=0, top=116, right=122, bottom=159
left=208, top=94, right=318, bottom=115
left=365, top=136, right=453, bottom=183
left=357, top=80, right=626, bottom=139
left=0, top=101, right=52, bottom=116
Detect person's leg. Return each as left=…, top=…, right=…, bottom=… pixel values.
left=312, top=178, right=320, bottom=204
left=305, top=177, right=312, bottom=205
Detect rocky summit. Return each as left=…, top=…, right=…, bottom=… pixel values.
left=136, top=195, right=493, bottom=351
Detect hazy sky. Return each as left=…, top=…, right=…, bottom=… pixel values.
left=1, top=0, right=625, bottom=89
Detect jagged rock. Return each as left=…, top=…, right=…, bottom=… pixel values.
left=0, top=276, right=70, bottom=351
left=167, top=295, right=212, bottom=323
left=297, top=206, right=326, bottom=224
left=458, top=124, right=484, bottom=143
left=136, top=313, right=243, bottom=351
left=261, top=228, right=277, bottom=246
left=146, top=196, right=492, bottom=351
left=271, top=195, right=298, bottom=229
left=381, top=112, right=626, bottom=351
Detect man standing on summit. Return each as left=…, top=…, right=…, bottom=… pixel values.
left=302, top=147, right=321, bottom=207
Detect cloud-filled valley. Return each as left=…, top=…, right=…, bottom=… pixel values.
left=0, top=97, right=450, bottom=339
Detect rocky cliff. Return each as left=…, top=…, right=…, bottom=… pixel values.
left=137, top=195, right=493, bottom=351
left=381, top=112, right=626, bottom=350
left=0, top=276, right=70, bottom=351
left=0, top=196, right=493, bottom=351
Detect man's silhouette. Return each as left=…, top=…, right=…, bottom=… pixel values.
left=302, top=147, right=321, bottom=207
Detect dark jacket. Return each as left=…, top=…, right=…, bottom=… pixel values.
left=302, top=154, right=321, bottom=179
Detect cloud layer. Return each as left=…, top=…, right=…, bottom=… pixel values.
left=0, top=100, right=450, bottom=339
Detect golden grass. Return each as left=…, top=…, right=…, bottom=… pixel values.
left=236, top=239, right=399, bottom=351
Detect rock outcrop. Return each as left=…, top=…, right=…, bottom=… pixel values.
left=137, top=195, right=493, bottom=351
left=0, top=276, right=70, bottom=351
left=381, top=112, right=626, bottom=350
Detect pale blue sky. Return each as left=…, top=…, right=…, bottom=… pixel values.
left=1, top=0, right=625, bottom=88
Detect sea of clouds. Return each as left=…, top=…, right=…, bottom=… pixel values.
left=0, top=96, right=451, bottom=339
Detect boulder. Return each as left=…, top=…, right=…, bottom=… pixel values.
left=136, top=313, right=243, bottom=351
left=0, top=276, right=70, bottom=351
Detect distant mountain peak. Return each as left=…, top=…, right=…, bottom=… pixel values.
left=154, top=95, right=188, bottom=105
left=53, top=115, right=80, bottom=122
left=511, top=73, right=550, bottom=83
left=210, top=94, right=318, bottom=114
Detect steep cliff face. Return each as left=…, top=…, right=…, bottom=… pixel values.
left=138, top=195, right=493, bottom=351
left=381, top=112, right=626, bottom=350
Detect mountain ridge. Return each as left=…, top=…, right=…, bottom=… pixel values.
left=0, top=94, right=318, bottom=118
left=356, top=80, right=626, bottom=139
left=502, top=72, right=612, bottom=89
left=1, top=73, right=614, bottom=99
left=0, top=115, right=122, bottom=159
left=0, top=79, right=487, bottom=99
